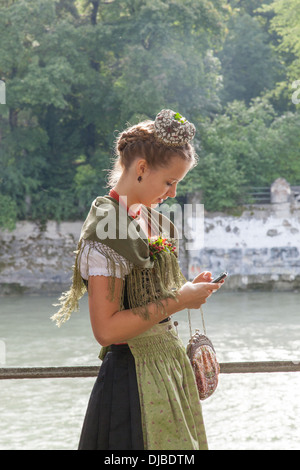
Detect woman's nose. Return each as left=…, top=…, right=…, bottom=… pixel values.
left=167, top=184, right=177, bottom=198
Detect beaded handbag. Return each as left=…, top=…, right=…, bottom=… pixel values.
left=186, top=307, right=220, bottom=401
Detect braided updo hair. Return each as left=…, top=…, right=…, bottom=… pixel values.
left=107, top=119, right=197, bottom=188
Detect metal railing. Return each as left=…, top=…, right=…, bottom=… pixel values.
left=241, top=187, right=271, bottom=205
left=1, top=361, right=300, bottom=380
left=240, top=183, right=300, bottom=205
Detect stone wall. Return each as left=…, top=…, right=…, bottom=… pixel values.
left=0, top=221, right=82, bottom=295
left=1, top=185, right=300, bottom=294
left=186, top=204, right=300, bottom=292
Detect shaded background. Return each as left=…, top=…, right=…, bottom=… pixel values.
left=0, top=0, right=300, bottom=227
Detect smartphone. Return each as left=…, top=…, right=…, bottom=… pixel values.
left=212, top=271, right=228, bottom=283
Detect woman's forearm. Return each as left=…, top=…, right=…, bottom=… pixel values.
left=91, top=292, right=185, bottom=347
left=88, top=276, right=221, bottom=347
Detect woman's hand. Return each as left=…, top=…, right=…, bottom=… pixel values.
left=192, top=271, right=213, bottom=283
left=178, top=271, right=224, bottom=310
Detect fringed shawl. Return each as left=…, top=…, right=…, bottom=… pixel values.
left=51, top=196, right=187, bottom=326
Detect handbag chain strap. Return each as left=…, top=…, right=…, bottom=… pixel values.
left=188, top=306, right=206, bottom=338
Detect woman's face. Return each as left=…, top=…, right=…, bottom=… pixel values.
left=136, top=156, right=192, bottom=208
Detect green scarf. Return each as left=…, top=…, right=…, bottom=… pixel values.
left=51, top=196, right=187, bottom=326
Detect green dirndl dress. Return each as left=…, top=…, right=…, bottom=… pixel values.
left=78, top=277, right=208, bottom=450
left=127, top=319, right=208, bottom=450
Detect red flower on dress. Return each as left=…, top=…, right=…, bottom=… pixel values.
left=148, top=235, right=176, bottom=260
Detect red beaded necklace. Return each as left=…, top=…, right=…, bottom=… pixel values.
left=109, top=189, right=142, bottom=219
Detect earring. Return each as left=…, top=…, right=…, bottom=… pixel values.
left=137, top=176, right=142, bottom=182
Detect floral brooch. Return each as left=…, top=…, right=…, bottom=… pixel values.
left=148, top=235, right=177, bottom=260
left=154, top=109, right=196, bottom=146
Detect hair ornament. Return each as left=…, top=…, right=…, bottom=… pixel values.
left=154, top=109, right=196, bottom=146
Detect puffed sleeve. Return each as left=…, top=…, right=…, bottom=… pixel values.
left=79, top=239, right=133, bottom=281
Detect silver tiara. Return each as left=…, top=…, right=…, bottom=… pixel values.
left=154, top=109, right=196, bottom=146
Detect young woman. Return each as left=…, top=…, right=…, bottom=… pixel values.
left=52, top=109, right=223, bottom=450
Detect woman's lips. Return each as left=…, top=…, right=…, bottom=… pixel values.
left=152, top=197, right=167, bottom=205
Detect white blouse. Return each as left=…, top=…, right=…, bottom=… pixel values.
left=79, top=239, right=133, bottom=281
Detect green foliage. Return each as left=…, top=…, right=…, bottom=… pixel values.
left=0, top=194, right=17, bottom=231
left=258, top=0, right=300, bottom=110
left=268, top=112, right=300, bottom=181
left=262, top=0, right=300, bottom=74
left=219, top=13, right=281, bottom=105
left=178, top=98, right=300, bottom=211
left=0, top=0, right=299, bottom=221
left=0, top=0, right=227, bottom=222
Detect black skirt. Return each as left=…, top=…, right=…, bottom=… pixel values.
left=78, top=344, right=144, bottom=450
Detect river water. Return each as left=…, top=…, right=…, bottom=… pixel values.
left=0, top=291, right=299, bottom=450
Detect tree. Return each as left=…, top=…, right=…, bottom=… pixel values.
left=178, top=98, right=300, bottom=212
left=0, top=0, right=112, bottom=224
left=263, top=0, right=300, bottom=79
left=218, top=13, right=281, bottom=105
left=258, top=0, right=300, bottom=111
left=0, top=0, right=228, bottom=226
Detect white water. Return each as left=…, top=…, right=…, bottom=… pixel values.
left=0, top=291, right=299, bottom=450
